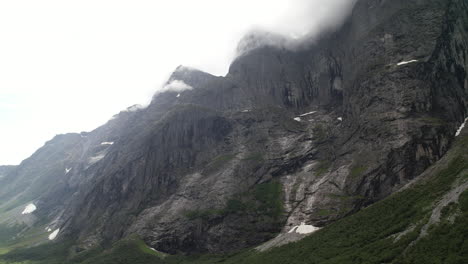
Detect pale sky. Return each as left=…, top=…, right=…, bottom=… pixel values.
left=0, top=0, right=354, bottom=165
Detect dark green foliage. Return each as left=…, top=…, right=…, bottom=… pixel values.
left=205, top=154, right=466, bottom=264
left=225, top=199, right=248, bottom=213
left=242, top=153, right=264, bottom=162
left=0, top=225, right=24, bottom=247
left=350, top=165, right=367, bottom=178
left=252, top=181, right=283, bottom=218
left=313, top=124, right=327, bottom=142
left=0, top=240, right=73, bottom=264
left=184, top=209, right=224, bottom=220
left=459, top=190, right=468, bottom=212
left=205, top=154, right=237, bottom=174
left=185, top=181, right=284, bottom=220
left=0, top=237, right=167, bottom=264
left=315, top=160, right=331, bottom=176
left=419, top=116, right=447, bottom=125
left=78, top=238, right=166, bottom=264
left=317, top=209, right=334, bottom=216
left=173, top=152, right=468, bottom=264
left=440, top=201, right=457, bottom=219
left=2, top=137, right=467, bottom=264
left=1, top=153, right=466, bottom=264
left=397, top=188, right=468, bottom=264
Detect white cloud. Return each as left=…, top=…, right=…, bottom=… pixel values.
left=161, top=80, right=193, bottom=93
left=0, top=0, right=356, bottom=165
left=122, top=104, right=146, bottom=113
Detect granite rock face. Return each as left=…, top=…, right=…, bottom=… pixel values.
left=0, top=0, right=467, bottom=255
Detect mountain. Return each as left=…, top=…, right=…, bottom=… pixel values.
left=0, top=0, right=467, bottom=263
left=0, top=166, right=15, bottom=179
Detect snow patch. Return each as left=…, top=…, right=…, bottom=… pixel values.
left=455, top=118, right=468, bottom=137
left=88, top=154, right=106, bottom=164
left=293, top=117, right=302, bottom=122
left=65, top=168, right=71, bottom=174
left=288, top=222, right=320, bottom=234
left=296, top=223, right=320, bottom=234
left=299, top=111, right=317, bottom=117
left=397, top=60, right=418, bottom=66
left=162, top=80, right=193, bottom=93
left=48, top=229, right=59, bottom=240
left=288, top=226, right=298, bottom=233
left=337, top=117, right=343, bottom=121
left=22, top=203, right=37, bottom=214
left=46, top=228, right=52, bottom=232
left=241, top=110, right=251, bottom=113
left=101, top=142, right=114, bottom=145
left=176, top=93, right=180, bottom=98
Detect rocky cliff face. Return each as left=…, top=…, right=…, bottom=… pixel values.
left=0, top=166, right=15, bottom=178
left=0, top=0, right=467, bottom=256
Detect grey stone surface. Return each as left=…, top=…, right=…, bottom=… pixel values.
left=0, top=0, right=467, bottom=255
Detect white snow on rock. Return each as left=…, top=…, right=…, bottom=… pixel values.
left=176, top=93, right=180, bottom=98
left=88, top=154, right=106, bottom=164
left=241, top=110, right=251, bottom=113
left=337, top=117, right=343, bottom=121
left=45, top=227, right=52, bottom=232
left=288, top=222, right=320, bottom=235
left=22, top=203, right=37, bottom=215
left=296, top=223, right=320, bottom=234
left=397, top=60, right=418, bottom=66
left=293, top=117, right=302, bottom=122
left=288, top=226, right=299, bottom=233
left=101, top=142, right=114, bottom=145
left=65, top=168, right=71, bottom=174
left=296, top=224, right=320, bottom=234
left=299, top=111, right=317, bottom=117
left=455, top=118, right=468, bottom=137
left=48, top=229, right=60, bottom=240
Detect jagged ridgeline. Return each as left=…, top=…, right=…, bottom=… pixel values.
left=0, top=0, right=467, bottom=263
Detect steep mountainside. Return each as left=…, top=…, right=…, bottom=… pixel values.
left=0, top=0, right=467, bottom=261
left=3, top=127, right=466, bottom=264
left=0, top=166, right=14, bottom=180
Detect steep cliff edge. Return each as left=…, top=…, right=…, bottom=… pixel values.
left=0, top=0, right=467, bottom=258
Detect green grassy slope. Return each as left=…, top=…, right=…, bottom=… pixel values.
left=1, top=133, right=467, bottom=264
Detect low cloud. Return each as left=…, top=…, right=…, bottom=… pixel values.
left=161, top=80, right=193, bottom=93
left=235, top=0, right=358, bottom=56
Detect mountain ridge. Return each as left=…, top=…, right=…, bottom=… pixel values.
left=0, top=0, right=467, bottom=261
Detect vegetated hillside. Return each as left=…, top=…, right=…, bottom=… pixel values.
left=1, top=122, right=467, bottom=264
left=0, top=0, right=467, bottom=261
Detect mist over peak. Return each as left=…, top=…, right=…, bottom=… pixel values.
left=0, top=0, right=358, bottom=165
left=233, top=0, right=358, bottom=57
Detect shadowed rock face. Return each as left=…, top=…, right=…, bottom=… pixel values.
left=1, top=0, right=467, bottom=255
left=0, top=166, right=15, bottom=178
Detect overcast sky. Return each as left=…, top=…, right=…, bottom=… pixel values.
left=0, top=0, right=355, bottom=165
